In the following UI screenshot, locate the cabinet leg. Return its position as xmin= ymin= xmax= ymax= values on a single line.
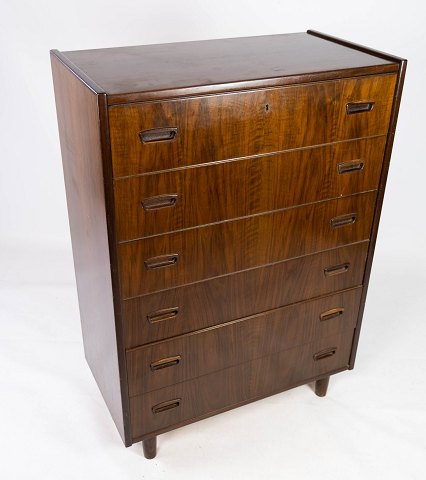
xmin=142 ymin=437 xmax=157 ymax=459
xmin=315 ymin=376 xmax=330 ymax=397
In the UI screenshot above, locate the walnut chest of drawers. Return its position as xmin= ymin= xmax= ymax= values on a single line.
xmin=51 ymin=30 xmax=406 ymax=459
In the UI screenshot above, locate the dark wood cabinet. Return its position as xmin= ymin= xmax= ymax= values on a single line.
xmin=51 ymin=30 xmax=406 ymax=459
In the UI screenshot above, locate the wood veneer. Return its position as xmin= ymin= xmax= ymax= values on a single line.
xmin=122 ymin=242 xmax=369 ymax=347
xmin=114 ymin=137 xmax=386 ymax=240
xmin=108 ymin=74 xmax=395 ymax=177
xmin=51 ymin=31 xmax=406 ymax=459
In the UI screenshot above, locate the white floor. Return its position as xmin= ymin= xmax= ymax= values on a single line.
xmin=1 ymin=239 xmax=425 ymax=480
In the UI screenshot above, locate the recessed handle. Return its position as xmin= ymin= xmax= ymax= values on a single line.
xmin=346 ymin=102 xmax=375 ymax=115
xmin=331 ymin=213 xmax=357 ymax=228
xmin=152 ymin=398 xmax=181 ymax=414
xmin=150 ymin=355 xmax=181 ymax=371
xmin=139 ymin=127 xmax=178 ymax=143
xmin=313 ymin=347 xmax=337 ymax=361
xmin=320 ymin=308 xmax=345 ymax=321
xmin=147 ymin=307 xmax=180 ymax=324
xmin=338 ymin=160 xmax=365 ymax=174
xmin=324 ymin=263 xmax=350 ymax=277
xmin=144 ymin=254 xmax=179 ymax=270
xmin=141 ymin=194 xmax=179 ymax=211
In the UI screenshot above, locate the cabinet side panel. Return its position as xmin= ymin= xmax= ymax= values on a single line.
xmin=51 ymin=54 xmax=125 ymax=441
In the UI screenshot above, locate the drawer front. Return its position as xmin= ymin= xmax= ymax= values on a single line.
xmin=115 ymin=137 xmax=386 ymax=240
xmin=130 ymin=331 xmax=354 ymax=438
xmin=118 ymin=192 xmax=376 ymax=298
xmin=123 ymin=242 xmax=368 ymax=347
xmin=127 ymin=288 xmax=361 ymax=396
xmin=109 ymin=74 xmax=395 ymax=177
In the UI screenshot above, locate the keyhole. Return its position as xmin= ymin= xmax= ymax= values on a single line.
xmin=265 ymin=103 xmax=270 ymax=112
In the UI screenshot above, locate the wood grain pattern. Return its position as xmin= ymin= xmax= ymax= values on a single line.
xmin=61 ymin=32 xmax=397 ymax=105
xmin=108 ymin=75 xmax=395 ymax=177
xmin=114 ymin=137 xmax=386 ymax=240
xmin=118 ymin=192 xmax=376 ymax=298
xmin=127 ymin=288 xmax=361 ymax=396
xmin=50 ymin=53 xmax=126 ymax=442
xmin=122 ymin=242 xmax=368 ymax=347
xmin=130 ymin=330 xmax=354 ymax=439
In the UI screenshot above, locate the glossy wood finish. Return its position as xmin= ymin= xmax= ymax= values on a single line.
xmin=118 ymin=192 xmax=376 ymax=297
xmin=50 ymin=53 xmax=126 ymax=442
xmin=123 ymin=242 xmax=368 ymax=347
xmin=61 ymin=33 xmax=397 ymax=105
xmin=51 ymin=32 xmax=405 ymax=454
xmin=314 ymin=376 xmax=330 ymax=397
xmin=130 ymin=330 xmax=354 ymax=439
xmin=109 ymin=74 xmax=395 ymax=177
xmin=115 ymin=137 xmax=386 ymax=240
xmin=350 ymin=64 xmax=408 ymax=368
xmin=127 ymin=288 xmax=361 ymax=396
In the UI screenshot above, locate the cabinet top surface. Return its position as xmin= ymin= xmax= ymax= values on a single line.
xmin=57 ymin=32 xmax=398 ymax=99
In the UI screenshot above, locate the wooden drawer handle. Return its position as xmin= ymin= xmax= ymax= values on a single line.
xmin=320 ymin=308 xmax=345 ymax=321
xmin=150 ymin=355 xmax=181 ymax=371
xmin=144 ymin=254 xmax=179 ymax=270
xmin=313 ymin=347 xmax=337 ymax=361
xmin=152 ymin=398 xmax=181 ymax=414
xmin=141 ymin=194 xmax=179 ymax=211
xmin=331 ymin=213 xmax=357 ymax=228
xmin=346 ymin=102 xmax=375 ymax=114
xmin=139 ymin=127 xmax=178 ymax=143
xmin=338 ymin=160 xmax=365 ymax=174
xmin=147 ymin=307 xmax=180 ymax=324
xmin=324 ymin=263 xmax=350 ymax=277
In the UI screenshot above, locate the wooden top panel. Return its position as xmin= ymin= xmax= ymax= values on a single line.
xmin=58 ymin=32 xmax=398 ymax=102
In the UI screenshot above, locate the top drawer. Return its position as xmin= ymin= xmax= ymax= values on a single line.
xmin=108 ymin=74 xmax=396 ymax=177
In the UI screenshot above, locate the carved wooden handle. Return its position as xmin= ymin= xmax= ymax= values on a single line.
xmin=346 ymin=102 xmax=374 ymax=114
xmin=150 ymin=355 xmax=181 ymax=371
xmin=152 ymin=399 xmax=181 ymax=414
xmin=147 ymin=307 xmax=180 ymax=324
xmin=139 ymin=127 xmax=178 ymax=143
xmin=338 ymin=160 xmax=365 ymax=174
xmin=324 ymin=263 xmax=350 ymax=277
xmin=313 ymin=347 xmax=337 ymax=361
xmin=330 ymin=213 xmax=357 ymax=228
xmin=319 ymin=308 xmax=345 ymax=321
xmin=142 ymin=194 xmax=179 ymax=211
xmin=144 ymin=254 xmax=179 ymax=270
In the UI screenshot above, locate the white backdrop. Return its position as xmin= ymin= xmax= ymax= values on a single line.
xmin=1 ymin=1 xmax=425 ymax=479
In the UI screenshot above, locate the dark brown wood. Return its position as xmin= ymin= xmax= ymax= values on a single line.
xmin=314 ymin=376 xmax=330 ymax=397
xmin=307 ymin=30 xmax=406 ymax=64
xmin=51 ymin=32 xmax=405 ymax=456
xmin=50 ymin=53 xmax=128 ymax=443
xmin=142 ymin=437 xmax=157 ymax=459
xmin=59 ymin=33 xmax=398 ymax=105
xmin=108 ymin=75 xmax=395 ymax=177
xmin=118 ymin=192 xmax=376 ymax=297
xmin=349 ymin=60 xmax=407 ymax=368
xmin=122 ymin=242 xmax=368 ymax=347
xmin=127 ymin=288 xmax=361 ymax=396
xmin=130 ymin=330 xmax=354 ymax=439
xmin=114 ymin=137 xmax=386 ymax=240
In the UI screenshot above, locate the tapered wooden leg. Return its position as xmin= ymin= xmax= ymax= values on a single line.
xmin=314 ymin=376 xmax=330 ymax=397
xmin=142 ymin=437 xmax=157 ymax=459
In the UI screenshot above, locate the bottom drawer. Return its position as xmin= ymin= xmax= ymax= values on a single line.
xmin=130 ymin=330 xmax=354 ymax=439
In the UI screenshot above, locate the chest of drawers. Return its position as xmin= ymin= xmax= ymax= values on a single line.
xmin=51 ymin=30 xmax=406 ymax=459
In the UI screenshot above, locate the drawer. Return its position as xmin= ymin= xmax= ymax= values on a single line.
xmin=123 ymin=242 xmax=368 ymax=347
xmin=118 ymin=191 xmax=376 ymax=298
xmin=129 ymin=330 xmax=354 ymax=439
xmin=109 ymin=74 xmax=396 ymax=177
xmin=127 ymin=287 xmax=361 ymax=396
xmin=115 ymin=137 xmax=386 ymax=240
